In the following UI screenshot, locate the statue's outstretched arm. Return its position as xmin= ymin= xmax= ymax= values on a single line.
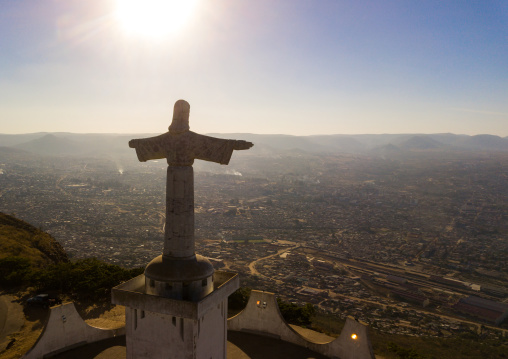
xmin=128 ymin=139 xmax=140 ymax=148
xmin=128 ymin=135 xmax=168 ymax=162
xmin=234 ymin=140 xmax=254 ymax=150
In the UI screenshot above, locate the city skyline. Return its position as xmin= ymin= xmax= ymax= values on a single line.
xmin=1 ymin=0 xmax=507 ymax=136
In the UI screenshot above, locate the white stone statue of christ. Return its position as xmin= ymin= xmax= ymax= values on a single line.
xmin=129 ymin=100 xmax=253 ymax=261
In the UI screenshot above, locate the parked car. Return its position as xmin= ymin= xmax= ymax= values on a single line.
xmin=26 ymin=294 xmax=62 ymax=308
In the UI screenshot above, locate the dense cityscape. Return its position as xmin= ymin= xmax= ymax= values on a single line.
xmin=1 ymin=140 xmax=507 ymax=341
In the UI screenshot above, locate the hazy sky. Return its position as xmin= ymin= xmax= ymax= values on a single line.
xmin=1 ymin=0 xmax=507 ymax=136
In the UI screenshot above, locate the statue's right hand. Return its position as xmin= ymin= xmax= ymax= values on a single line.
xmin=234 ymin=140 xmax=254 ymax=150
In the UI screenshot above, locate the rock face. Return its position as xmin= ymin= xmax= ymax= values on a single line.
xmin=0 ymin=212 xmax=68 ymax=266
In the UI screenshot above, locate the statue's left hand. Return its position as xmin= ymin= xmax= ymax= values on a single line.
xmin=234 ymin=140 xmax=254 ymax=150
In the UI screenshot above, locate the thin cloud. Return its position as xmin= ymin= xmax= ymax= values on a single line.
xmin=449 ymin=108 xmax=508 ymax=117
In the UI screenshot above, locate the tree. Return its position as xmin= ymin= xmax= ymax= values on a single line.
xmin=29 ymin=258 xmax=144 ymax=302
xmin=277 ymin=299 xmax=316 ymax=327
xmin=0 ymin=256 xmax=31 ymax=287
xmin=387 ymin=342 xmax=423 ymax=359
xmin=228 ymin=287 xmax=251 ymax=310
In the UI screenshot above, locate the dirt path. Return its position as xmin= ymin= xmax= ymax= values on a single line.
xmin=0 ymin=294 xmax=24 ymax=352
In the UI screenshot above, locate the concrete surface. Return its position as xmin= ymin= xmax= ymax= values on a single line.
xmin=52 ymin=336 xmax=126 ymax=359
xmin=112 ymin=272 xmax=239 ymax=320
xmin=290 ymin=324 xmax=335 ymax=343
xmin=52 ymin=331 xmax=328 ymax=359
xmin=228 ymin=331 xmax=328 ymax=359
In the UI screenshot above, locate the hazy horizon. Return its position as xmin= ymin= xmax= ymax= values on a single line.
xmin=1 ymin=129 xmax=508 ymax=137
xmin=1 ymin=131 xmax=507 ymax=138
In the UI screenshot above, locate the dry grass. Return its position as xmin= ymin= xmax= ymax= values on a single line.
xmin=0 ymin=295 xmax=125 ymax=359
xmin=1 ymin=306 xmax=46 ymax=359
xmin=85 ymin=305 xmax=125 ymax=329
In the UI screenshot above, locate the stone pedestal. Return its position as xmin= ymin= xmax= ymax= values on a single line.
xmin=144 ymin=254 xmax=214 ymax=301
xmin=112 ymin=271 xmax=239 ymax=359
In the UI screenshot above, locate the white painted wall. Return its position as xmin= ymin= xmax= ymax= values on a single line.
xmin=125 ymin=308 xmax=193 ymax=359
xmin=125 ymin=298 xmax=228 ymax=359
xmin=195 ymin=299 xmax=228 ymax=359
xmin=113 ymin=271 xmax=239 ymax=359
xmin=228 ymin=290 xmax=375 ymax=359
xmin=23 ymin=303 xmax=125 ymax=359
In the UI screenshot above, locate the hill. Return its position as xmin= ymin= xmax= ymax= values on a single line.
xmin=3 ymin=132 xmax=508 ymax=159
xmin=0 ymin=213 xmax=143 ymax=300
xmin=398 ymin=135 xmax=444 ymax=150
xmin=461 ymin=134 xmax=508 ymax=151
xmin=0 ymin=213 xmax=68 ymax=267
xmin=13 ymin=134 xmax=86 ymax=156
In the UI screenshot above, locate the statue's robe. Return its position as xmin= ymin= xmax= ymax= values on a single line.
xmin=129 ymin=131 xmax=237 ymax=166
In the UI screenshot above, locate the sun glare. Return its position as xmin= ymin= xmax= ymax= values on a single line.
xmin=115 ymin=0 xmax=199 ymax=39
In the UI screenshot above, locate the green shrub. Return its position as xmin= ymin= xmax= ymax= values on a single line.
xmin=229 ymin=287 xmax=251 ymax=310
xmin=0 ymin=256 xmax=31 ymax=287
xmin=29 ymin=258 xmax=143 ymax=301
xmin=277 ymin=298 xmax=316 ymax=327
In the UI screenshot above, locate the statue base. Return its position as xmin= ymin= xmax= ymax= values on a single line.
xmin=112 ymin=271 xmax=239 ymax=359
xmin=144 ymin=254 xmax=214 ymax=301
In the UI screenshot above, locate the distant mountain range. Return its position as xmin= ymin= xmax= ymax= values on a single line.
xmin=1 ymin=132 xmax=508 ymax=158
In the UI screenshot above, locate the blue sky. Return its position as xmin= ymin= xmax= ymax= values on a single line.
xmin=0 ymin=0 xmax=507 ymax=136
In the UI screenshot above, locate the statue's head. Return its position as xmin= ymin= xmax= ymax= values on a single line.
xmin=169 ymin=99 xmax=190 ymax=134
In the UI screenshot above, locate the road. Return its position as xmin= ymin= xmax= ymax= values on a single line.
xmin=248 ymin=245 xmax=300 ymax=283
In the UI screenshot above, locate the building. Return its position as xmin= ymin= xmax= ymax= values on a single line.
xmin=453 ymin=296 xmax=508 ymax=325
xmin=391 ymin=289 xmax=430 ymax=307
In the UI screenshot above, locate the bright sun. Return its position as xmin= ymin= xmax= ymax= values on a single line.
xmin=114 ymin=0 xmax=199 ymax=39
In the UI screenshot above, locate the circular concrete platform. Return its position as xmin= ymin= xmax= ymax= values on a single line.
xmin=52 ymin=331 xmax=328 ymax=359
